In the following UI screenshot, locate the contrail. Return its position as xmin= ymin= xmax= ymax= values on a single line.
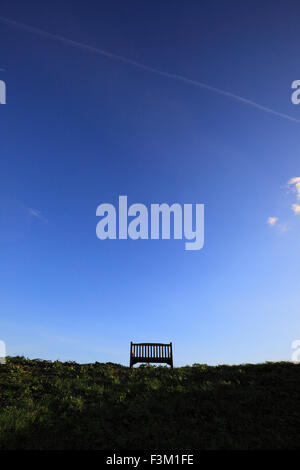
xmin=1 ymin=15 xmax=299 ymax=124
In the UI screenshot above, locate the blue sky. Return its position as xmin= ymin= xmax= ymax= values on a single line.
xmin=1 ymin=0 xmax=300 ymax=365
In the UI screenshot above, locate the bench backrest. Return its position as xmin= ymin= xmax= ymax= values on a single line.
xmin=130 ymin=342 xmax=173 ymax=368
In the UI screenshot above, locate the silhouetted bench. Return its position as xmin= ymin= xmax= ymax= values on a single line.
xmin=130 ymin=342 xmax=173 ymax=368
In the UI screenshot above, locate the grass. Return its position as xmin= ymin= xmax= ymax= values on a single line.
xmin=0 ymin=356 xmax=300 ymax=449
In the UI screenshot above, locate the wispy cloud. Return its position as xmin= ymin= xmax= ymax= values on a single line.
xmin=268 ymin=177 xmax=300 ymax=231
xmin=292 ymin=203 xmax=300 ymax=214
xmin=27 ymin=208 xmax=48 ymax=223
xmin=287 ymin=177 xmax=300 ymax=200
xmin=287 ymin=177 xmax=300 ymax=216
xmin=267 ymin=217 xmax=289 ymax=232
xmin=278 ymin=223 xmax=289 ymax=232
xmin=267 ymin=217 xmax=278 ymax=227
xmin=0 ymin=15 xmax=300 ymax=124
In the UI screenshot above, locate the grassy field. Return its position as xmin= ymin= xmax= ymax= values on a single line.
xmin=0 ymin=356 xmax=300 ymax=449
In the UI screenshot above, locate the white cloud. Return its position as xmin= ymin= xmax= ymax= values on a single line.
xmin=267 ymin=216 xmax=278 ymax=226
xmin=287 ymin=177 xmax=300 ymax=200
xmin=292 ymin=204 xmax=300 ymax=214
xmin=267 ymin=176 xmax=300 ymax=232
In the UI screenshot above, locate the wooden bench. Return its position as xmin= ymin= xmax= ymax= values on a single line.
xmin=130 ymin=342 xmax=173 ymax=368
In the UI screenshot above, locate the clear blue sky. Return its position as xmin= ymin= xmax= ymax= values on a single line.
xmin=1 ymin=0 xmax=300 ymax=365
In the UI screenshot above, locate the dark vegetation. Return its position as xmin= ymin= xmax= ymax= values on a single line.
xmin=0 ymin=356 xmax=300 ymax=449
